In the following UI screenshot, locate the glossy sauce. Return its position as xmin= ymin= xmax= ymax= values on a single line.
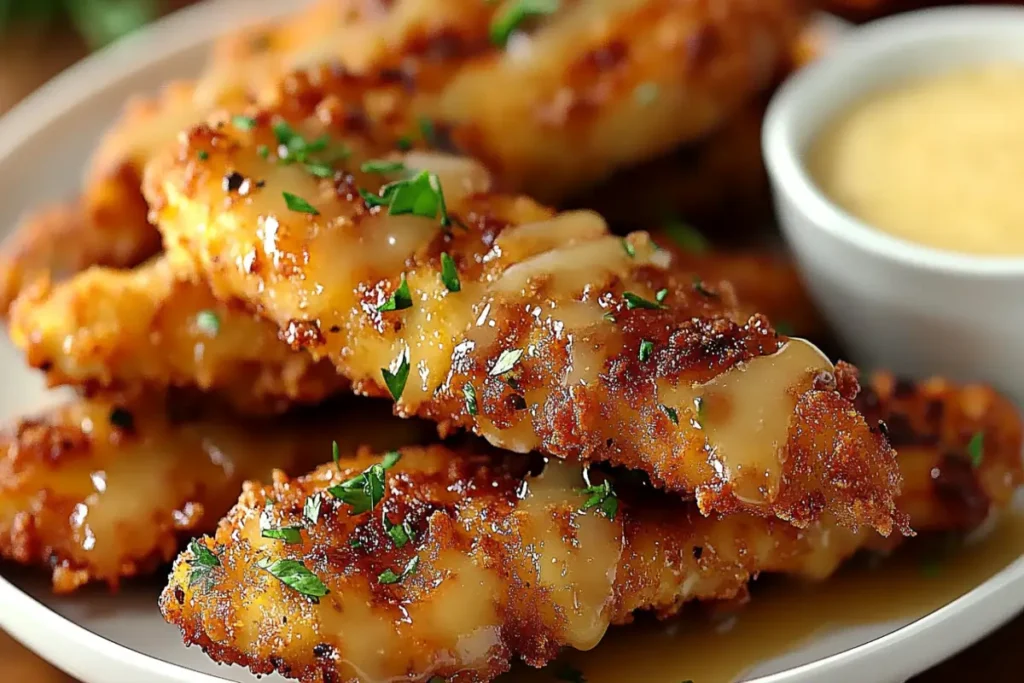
xmin=809 ymin=64 xmax=1024 ymax=255
xmin=505 ymin=510 xmax=1024 ymax=683
xmin=660 ymin=339 xmax=834 ymax=506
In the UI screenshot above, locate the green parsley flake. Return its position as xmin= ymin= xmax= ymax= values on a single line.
xmin=303 ymin=493 xmax=322 ymax=525
xmin=283 ymin=192 xmax=319 ymax=215
xmin=361 ymin=159 xmax=406 ymax=174
xmin=463 ymin=383 xmax=478 ymax=416
xmin=197 ymin=150 xmax=209 ymax=161
xmin=396 ymin=135 xmax=413 ymax=151
xmin=634 ymin=82 xmax=660 ymax=106
xmin=639 ymin=339 xmax=654 ymax=362
xmin=231 ymin=115 xmax=256 ymax=131
xmin=304 ymin=162 xmax=335 ymax=178
xmin=377 ymin=275 xmax=413 ymax=312
xmin=968 ymin=432 xmax=985 ymax=468
xmin=775 ymin=320 xmax=795 ymax=337
xmin=623 ymin=292 xmax=666 ymax=310
xmin=621 ymin=238 xmax=636 ymax=258
xmin=692 ymin=277 xmax=716 ymax=297
xmin=440 ymin=252 xmax=461 ymax=292
xmin=490 ymin=348 xmax=523 ymax=376
xmin=332 ymin=440 xmax=341 ymax=469
xmin=579 ymin=478 xmax=618 ymax=521
xmin=364 ymin=170 xmax=452 ymax=227
xmin=664 ymin=220 xmax=709 ymax=253
xmin=257 ymin=557 xmax=329 ymax=598
xmin=195 ymin=309 xmax=220 ymax=336
xmin=327 ymin=452 xmax=401 ymax=515
xmin=603 ymin=311 xmax=616 ymax=323
xmin=261 ymin=525 xmax=302 ymax=544
xmin=378 ymin=555 xmax=420 ymax=585
xmin=660 ymin=404 xmax=679 ymax=425
xmin=490 ymin=0 xmax=560 ymax=46
xmin=187 ymin=538 xmax=220 ymax=590
xmin=257 ymin=144 xmax=270 ymax=159
xmin=381 ymin=351 xmax=411 ymax=401
xmin=418 ymin=117 xmax=438 ymax=147
xmin=384 ymin=516 xmax=415 ymax=548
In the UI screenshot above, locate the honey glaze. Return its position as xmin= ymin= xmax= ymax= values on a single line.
xmin=502 ymin=511 xmax=1024 ymax=683
xmin=660 ymin=339 xmax=834 ymax=506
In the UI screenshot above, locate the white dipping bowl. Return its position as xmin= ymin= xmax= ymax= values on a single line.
xmin=763 ymin=7 xmax=1024 ymax=400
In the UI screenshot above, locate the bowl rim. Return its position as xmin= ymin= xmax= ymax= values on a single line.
xmin=763 ymin=6 xmax=1024 ymax=278
xmin=0 ymin=3 xmax=1023 ymax=683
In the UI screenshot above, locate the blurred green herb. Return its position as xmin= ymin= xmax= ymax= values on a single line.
xmin=0 ymin=0 xmax=160 ymax=49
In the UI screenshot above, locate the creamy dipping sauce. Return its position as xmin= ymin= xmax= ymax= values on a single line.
xmin=808 ymin=64 xmax=1024 ymax=256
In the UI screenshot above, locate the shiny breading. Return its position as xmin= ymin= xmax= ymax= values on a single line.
xmin=8 ymin=258 xmax=348 ymax=415
xmin=0 ymin=200 xmax=159 ymax=315
xmin=34 ymin=0 xmax=801 ymax=317
xmin=159 ymin=378 xmax=1022 ymax=682
xmin=148 ymin=107 xmax=904 ymax=534
xmin=0 ymin=395 xmax=432 ymax=592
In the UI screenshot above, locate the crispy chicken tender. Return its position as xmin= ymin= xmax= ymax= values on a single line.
xmin=8 ymin=258 xmax=348 ymax=414
xmin=0 ymin=395 xmax=432 ymax=592
xmin=33 ymin=0 xmax=801 ymax=315
xmin=148 ymin=108 xmax=904 ymax=534
xmin=0 ymin=200 xmax=160 ymax=314
xmin=159 ymin=378 xmax=1022 ymax=682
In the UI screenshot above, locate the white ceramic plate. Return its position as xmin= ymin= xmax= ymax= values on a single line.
xmin=0 ymin=3 xmax=1022 ymax=683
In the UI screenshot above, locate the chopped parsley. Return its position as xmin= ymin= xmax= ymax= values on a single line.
xmin=490 ymin=348 xmax=523 ymax=376
xmin=187 ymin=538 xmax=220 ymax=590
xmin=775 ymin=320 xmax=795 ymax=337
xmin=195 ymin=309 xmax=220 ymax=336
xmin=304 ymin=162 xmax=335 ymax=178
xmin=381 ymin=351 xmax=411 ymax=401
xmin=660 ymin=404 xmax=679 ymax=425
xmin=197 ymin=150 xmax=209 ymax=161
xmin=621 ymin=238 xmax=635 ymax=258
xmin=639 ymin=339 xmax=654 ymax=362
xmin=261 ymin=525 xmax=302 ymax=544
xmin=378 ymin=555 xmax=420 ymax=584
xmin=332 ymin=440 xmax=341 ymax=469
xmin=664 ymin=220 xmax=709 ymax=253
xmin=384 ymin=516 xmax=415 ymax=548
xmin=326 ymin=451 xmax=401 ymax=515
xmin=968 ymin=432 xmax=985 ymax=468
xmin=623 ymin=292 xmax=666 ymax=310
xmin=603 ymin=311 xmax=616 ymax=323
xmin=257 ymin=557 xmax=329 ymax=598
xmin=361 ymin=159 xmax=406 ymax=174
xmin=463 ymin=383 xmax=478 ymax=416
xmin=283 ymin=192 xmax=319 ymax=215
xmin=490 ymin=0 xmax=560 ymax=46
xmin=656 ymin=288 xmax=668 ymax=304
xmin=396 ymin=135 xmax=413 ymax=151
xmin=377 ymin=275 xmax=413 ymax=312
xmin=303 ymin=493 xmax=322 ymax=525
xmin=257 ymin=144 xmax=270 ymax=159
xmin=231 ymin=114 xmax=256 ymax=131
xmin=579 ymin=478 xmax=618 ymax=521
xmin=363 ymin=170 xmax=452 ymax=227
xmin=349 ymin=537 xmax=364 ymax=549
xmin=440 ymin=252 xmax=461 ymax=292
xmin=634 ymin=82 xmax=660 ymax=106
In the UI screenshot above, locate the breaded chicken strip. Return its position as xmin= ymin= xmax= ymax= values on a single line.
xmin=0 ymin=200 xmax=160 ymax=314
xmin=0 ymin=395 xmax=432 ymax=592
xmin=148 ymin=109 xmax=903 ymax=534
xmin=159 ymin=377 xmax=1021 ymax=682
xmin=8 ymin=258 xmax=347 ymax=414
xmin=26 ymin=0 xmax=800 ymax=315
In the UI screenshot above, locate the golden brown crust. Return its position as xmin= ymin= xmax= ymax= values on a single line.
xmin=159 ymin=379 xmax=1022 ymax=682
xmin=856 ymin=372 xmax=1024 ymax=533
xmin=0 ymin=200 xmax=159 ymax=315
xmin=148 ymin=108 xmax=903 ymax=535
xmin=0 ymin=395 xmax=433 ymax=592
xmin=8 ymin=258 xmax=348 ymax=415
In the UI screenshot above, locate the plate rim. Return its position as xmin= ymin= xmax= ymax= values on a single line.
xmin=0 ymin=2 xmax=1021 ymax=682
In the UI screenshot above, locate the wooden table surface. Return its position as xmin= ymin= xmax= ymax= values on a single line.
xmin=0 ymin=22 xmax=1021 ymax=683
